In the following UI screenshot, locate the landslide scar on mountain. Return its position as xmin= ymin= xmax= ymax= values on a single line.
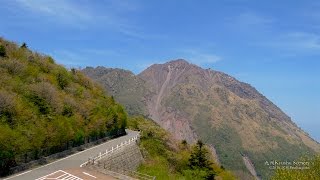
xmin=83 ymin=59 xmax=320 ymax=179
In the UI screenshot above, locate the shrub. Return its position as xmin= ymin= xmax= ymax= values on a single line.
xmin=0 ymin=91 xmax=16 ymax=127
xmin=0 ymin=45 xmax=6 ymax=57
xmin=29 ymin=82 xmax=61 ymax=113
xmin=28 ymin=94 xmax=51 ymax=114
xmin=181 ymin=140 xmax=188 ymax=146
xmin=47 ymin=56 xmax=55 ymax=63
xmin=62 ymin=104 xmax=73 ymax=117
xmin=1 ymin=59 xmax=25 ymax=75
xmin=57 ymin=72 xmax=69 ymax=89
xmin=20 ymin=42 xmax=27 ymax=49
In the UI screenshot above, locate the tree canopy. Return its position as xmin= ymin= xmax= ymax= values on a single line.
xmin=0 ymin=38 xmax=127 ymax=176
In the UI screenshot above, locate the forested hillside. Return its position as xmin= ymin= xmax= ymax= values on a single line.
xmin=128 ymin=116 xmax=235 ymax=179
xmin=0 ymin=38 xmax=127 ymax=175
xmin=82 ymin=67 xmax=149 ymax=116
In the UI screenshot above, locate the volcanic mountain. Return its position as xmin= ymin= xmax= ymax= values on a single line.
xmin=83 ymin=59 xmax=320 ymax=179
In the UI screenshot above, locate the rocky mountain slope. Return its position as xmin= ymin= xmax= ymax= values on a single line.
xmin=83 ymin=59 xmax=320 ymax=179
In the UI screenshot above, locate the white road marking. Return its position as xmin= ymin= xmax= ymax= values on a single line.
xmin=3 ymin=170 xmax=32 ymax=180
xmin=4 ymin=131 xmax=138 ymax=179
xmin=35 ymin=170 xmax=64 ymax=180
xmin=59 ymin=170 xmax=82 ymax=180
xmin=55 ymin=173 xmax=69 ymax=179
xmin=35 ymin=170 xmax=83 ymax=180
xmin=82 ymin=172 xmax=97 ymax=178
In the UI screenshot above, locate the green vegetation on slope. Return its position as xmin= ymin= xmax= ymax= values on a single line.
xmin=164 ymin=83 xmax=316 ymax=179
xmin=127 ymin=116 xmax=235 ymax=180
xmin=82 ymin=67 xmax=149 ymax=116
xmin=0 ymin=38 xmax=127 ymax=175
xmin=272 ymin=155 xmax=320 ymax=180
xmin=193 ymin=110 xmax=314 ymax=178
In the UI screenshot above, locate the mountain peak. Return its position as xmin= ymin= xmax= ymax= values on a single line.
xmin=166 ymin=59 xmax=190 ymax=65
xmin=84 ymin=58 xmax=320 ymax=179
xmin=165 ymin=59 xmax=195 ymax=69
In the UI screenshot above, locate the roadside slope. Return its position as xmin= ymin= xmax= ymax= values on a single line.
xmin=0 ymin=38 xmax=127 ymax=176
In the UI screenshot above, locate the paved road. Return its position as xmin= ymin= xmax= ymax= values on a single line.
xmin=4 ymin=130 xmax=139 ymax=180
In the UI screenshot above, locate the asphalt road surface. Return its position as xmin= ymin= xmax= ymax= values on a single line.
xmin=4 ymin=129 xmax=139 ymax=180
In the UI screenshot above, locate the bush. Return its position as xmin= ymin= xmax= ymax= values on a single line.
xmin=0 ymin=45 xmax=6 ymax=57
xmin=28 ymin=94 xmax=51 ymax=114
xmin=62 ymin=104 xmax=73 ymax=117
xmin=20 ymin=42 xmax=27 ymax=49
xmin=47 ymin=56 xmax=55 ymax=63
xmin=0 ymin=91 xmax=16 ymax=127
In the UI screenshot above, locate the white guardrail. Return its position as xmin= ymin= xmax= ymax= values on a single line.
xmin=80 ymin=134 xmax=140 ymax=167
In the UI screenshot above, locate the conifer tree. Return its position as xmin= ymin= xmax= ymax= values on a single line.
xmin=188 ymin=140 xmax=215 ymax=179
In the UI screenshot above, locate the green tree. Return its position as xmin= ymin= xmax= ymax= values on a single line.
xmin=188 ymin=140 xmax=215 ymax=179
xmin=20 ymin=42 xmax=28 ymax=49
xmin=71 ymin=68 xmax=76 ymax=74
xmin=28 ymin=94 xmax=51 ymax=114
xmin=0 ymin=45 xmax=6 ymax=57
xmin=189 ymin=140 xmax=212 ymax=169
xmin=57 ymin=73 xmax=69 ymax=89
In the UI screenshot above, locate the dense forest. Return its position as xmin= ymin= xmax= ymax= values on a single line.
xmin=0 ymin=38 xmax=127 ymax=175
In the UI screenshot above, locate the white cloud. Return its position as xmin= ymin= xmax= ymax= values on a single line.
xmin=15 ymin=0 xmax=92 ymax=24
xmin=51 ymin=48 xmax=126 ymax=67
xmin=12 ymin=0 xmax=147 ymax=38
xmin=83 ymin=49 xmax=121 ymax=57
xmin=52 ymin=50 xmax=88 ymax=67
xmin=262 ymin=32 xmax=320 ymax=54
xmin=281 ymin=32 xmax=320 ymax=50
xmin=225 ymin=11 xmax=276 ymax=34
xmin=227 ymin=12 xmax=274 ymax=30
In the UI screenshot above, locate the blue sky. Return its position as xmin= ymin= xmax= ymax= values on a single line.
xmin=0 ymin=0 xmax=319 ymax=142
